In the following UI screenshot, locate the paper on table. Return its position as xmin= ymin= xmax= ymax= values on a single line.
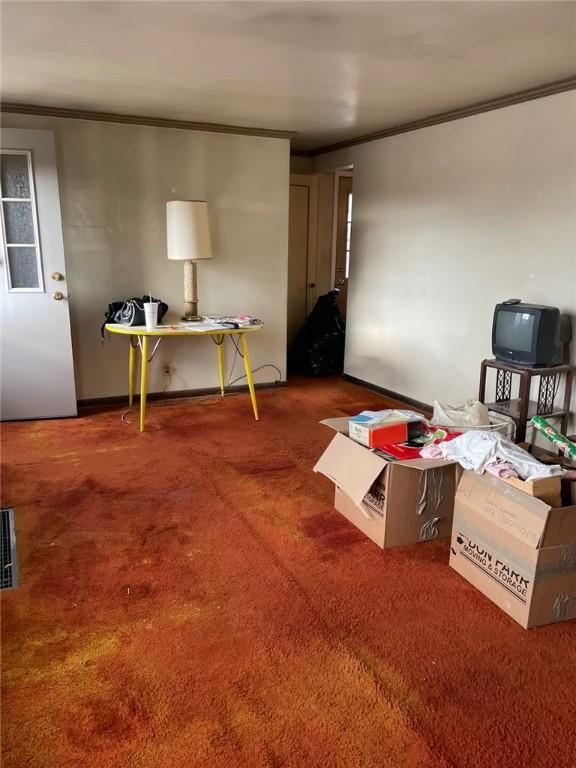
xmin=117 ymin=320 xmax=223 ymax=332
xmin=166 ymin=320 xmax=223 ymax=332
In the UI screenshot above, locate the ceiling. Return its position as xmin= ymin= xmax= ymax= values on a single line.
xmin=2 ymin=1 xmax=575 ymax=151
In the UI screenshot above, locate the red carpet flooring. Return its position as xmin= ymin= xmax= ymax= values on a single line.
xmin=1 ymin=377 xmax=575 ymax=768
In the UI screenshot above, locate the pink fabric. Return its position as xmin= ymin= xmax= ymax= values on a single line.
xmin=419 ymin=444 xmax=444 ymax=459
xmin=485 ymin=460 xmax=518 ymax=479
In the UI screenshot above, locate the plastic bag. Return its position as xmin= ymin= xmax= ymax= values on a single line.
xmin=431 ymin=399 xmax=490 ymax=428
xmin=487 ymin=412 xmax=516 ymax=440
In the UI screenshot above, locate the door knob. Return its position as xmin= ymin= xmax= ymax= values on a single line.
xmin=52 ymin=291 xmax=65 ymax=301
xmin=51 ymin=271 xmax=64 ymax=281
xmin=337 ymin=279 xmax=345 ymax=286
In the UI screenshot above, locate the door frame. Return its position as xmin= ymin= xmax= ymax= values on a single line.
xmin=330 ymin=170 xmax=353 ymax=289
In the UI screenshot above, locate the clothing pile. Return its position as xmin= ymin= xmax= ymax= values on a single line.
xmin=420 ymin=430 xmax=576 ymax=481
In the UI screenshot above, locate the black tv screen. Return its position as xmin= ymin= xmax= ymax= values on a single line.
xmin=495 ymin=311 xmax=535 ymax=353
xmin=492 ymin=302 xmax=567 ymax=367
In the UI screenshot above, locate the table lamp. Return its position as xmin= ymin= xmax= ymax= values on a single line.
xmin=166 ymin=200 xmax=213 ymax=321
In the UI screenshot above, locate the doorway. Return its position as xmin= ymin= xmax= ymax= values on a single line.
xmin=0 ymin=128 xmax=76 ymax=419
xmin=332 ymin=172 xmax=353 ymax=318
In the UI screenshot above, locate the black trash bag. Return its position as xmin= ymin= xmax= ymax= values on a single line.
xmin=289 ymin=290 xmax=345 ymax=377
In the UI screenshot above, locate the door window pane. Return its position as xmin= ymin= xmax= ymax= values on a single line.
xmin=3 ymin=201 xmax=35 ymax=243
xmin=0 ymin=155 xmax=31 ymax=198
xmin=7 ymin=247 xmax=39 ymax=288
xmin=1 ymin=150 xmax=43 ymax=292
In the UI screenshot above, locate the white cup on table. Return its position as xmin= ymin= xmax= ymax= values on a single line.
xmin=144 ymin=302 xmax=159 ymax=330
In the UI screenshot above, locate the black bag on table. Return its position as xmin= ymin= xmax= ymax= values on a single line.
xmin=288 ymin=290 xmax=346 ymax=377
xmin=101 ymin=296 xmax=168 ymax=339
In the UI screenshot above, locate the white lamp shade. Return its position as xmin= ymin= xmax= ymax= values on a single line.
xmin=166 ymin=200 xmax=213 ymax=261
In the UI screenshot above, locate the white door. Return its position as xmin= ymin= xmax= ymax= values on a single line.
xmin=0 ymin=128 xmax=76 ymax=419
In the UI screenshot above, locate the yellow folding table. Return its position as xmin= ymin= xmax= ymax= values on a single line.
xmin=105 ymin=321 xmax=262 ymax=432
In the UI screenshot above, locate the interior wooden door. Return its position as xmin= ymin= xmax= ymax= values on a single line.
xmin=287 ymin=174 xmax=318 ymax=346
xmin=333 ymin=174 xmax=353 ymax=318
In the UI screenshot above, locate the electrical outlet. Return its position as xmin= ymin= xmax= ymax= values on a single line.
xmin=162 ymin=364 xmax=171 ymax=376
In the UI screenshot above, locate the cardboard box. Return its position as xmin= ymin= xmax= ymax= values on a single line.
xmin=499 ymin=474 xmax=562 ymax=508
xmin=314 ymin=418 xmax=458 ymax=549
xmin=450 ymin=471 xmax=576 ymax=628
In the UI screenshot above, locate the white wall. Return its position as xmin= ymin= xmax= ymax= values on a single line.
xmin=325 ymin=92 xmax=576 ymax=408
xmin=1 ymin=114 xmax=290 ymax=399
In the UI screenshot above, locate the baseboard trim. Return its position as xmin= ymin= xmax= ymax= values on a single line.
xmin=78 ymin=379 xmax=287 ymax=408
xmin=342 ymin=374 xmax=433 ymax=416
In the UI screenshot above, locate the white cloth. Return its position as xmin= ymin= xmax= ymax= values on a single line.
xmin=426 ymin=430 xmax=564 ymax=481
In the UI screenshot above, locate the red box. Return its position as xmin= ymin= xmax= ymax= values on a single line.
xmin=348 ymin=420 xmax=409 ymax=448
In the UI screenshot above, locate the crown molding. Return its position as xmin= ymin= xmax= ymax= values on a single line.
xmin=297 ymin=76 xmax=576 ymax=157
xmin=3 ymin=75 xmax=574 ymax=154
xmin=0 ymin=102 xmax=297 ymax=141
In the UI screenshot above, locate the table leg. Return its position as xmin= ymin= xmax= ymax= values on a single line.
xmin=240 ymin=333 xmax=259 ymax=421
xmin=478 ymin=360 xmax=487 ymax=403
xmin=516 ymin=370 xmax=530 ymax=444
xmin=216 ymin=335 xmax=225 ymax=397
xmin=128 ymin=337 xmax=137 ymax=407
xmin=560 ymin=369 xmax=574 ymax=437
xmin=139 ymin=335 xmax=149 ymax=432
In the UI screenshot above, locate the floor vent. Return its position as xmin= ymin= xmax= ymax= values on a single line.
xmin=1 ymin=507 xmax=19 ymax=590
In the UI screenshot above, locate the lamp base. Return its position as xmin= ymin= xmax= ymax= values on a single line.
xmin=182 ymin=292 xmax=201 ymax=321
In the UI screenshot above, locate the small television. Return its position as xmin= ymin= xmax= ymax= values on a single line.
xmin=492 ymin=301 xmax=571 ymax=367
